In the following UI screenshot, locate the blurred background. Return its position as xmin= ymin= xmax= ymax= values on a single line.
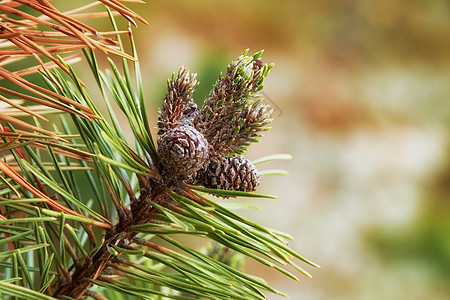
xmin=97 ymin=0 xmax=450 ymax=299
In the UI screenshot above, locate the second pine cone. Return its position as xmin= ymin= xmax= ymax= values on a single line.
xmin=198 ymin=155 xmax=261 ymax=194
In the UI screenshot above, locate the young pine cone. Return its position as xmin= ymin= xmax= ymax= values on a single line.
xmin=157 ymin=67 xmax=199 ymax=135
xmin=198 ymin=155 xmax=261 ymax=193
xmin=157 ymin=125 xmax=209 ymax=178
xmin=193 ymin=51 xmax=274 ymax=157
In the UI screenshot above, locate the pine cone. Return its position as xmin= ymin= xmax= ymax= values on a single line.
xmin=193 ymin=50 xmax=274 ymax=156
xmin=158 ymin=67 xmax=199 ymax=136
xmin=158 ymin=125 xmax=209 ymax=178
xmin=198 ymin=155 xmax=261 ymax=194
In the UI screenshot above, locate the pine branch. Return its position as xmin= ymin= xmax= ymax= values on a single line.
xmin=0 ymin=0 xmax=148 ymax=137
xmin=0 ymin=4 xmax=317 ymax=300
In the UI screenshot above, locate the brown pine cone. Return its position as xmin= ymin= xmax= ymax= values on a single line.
xmin=157 ymin=125 xmax=209 ymax=178
xmin=198 ymin=155 xmax=261 ymax=193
